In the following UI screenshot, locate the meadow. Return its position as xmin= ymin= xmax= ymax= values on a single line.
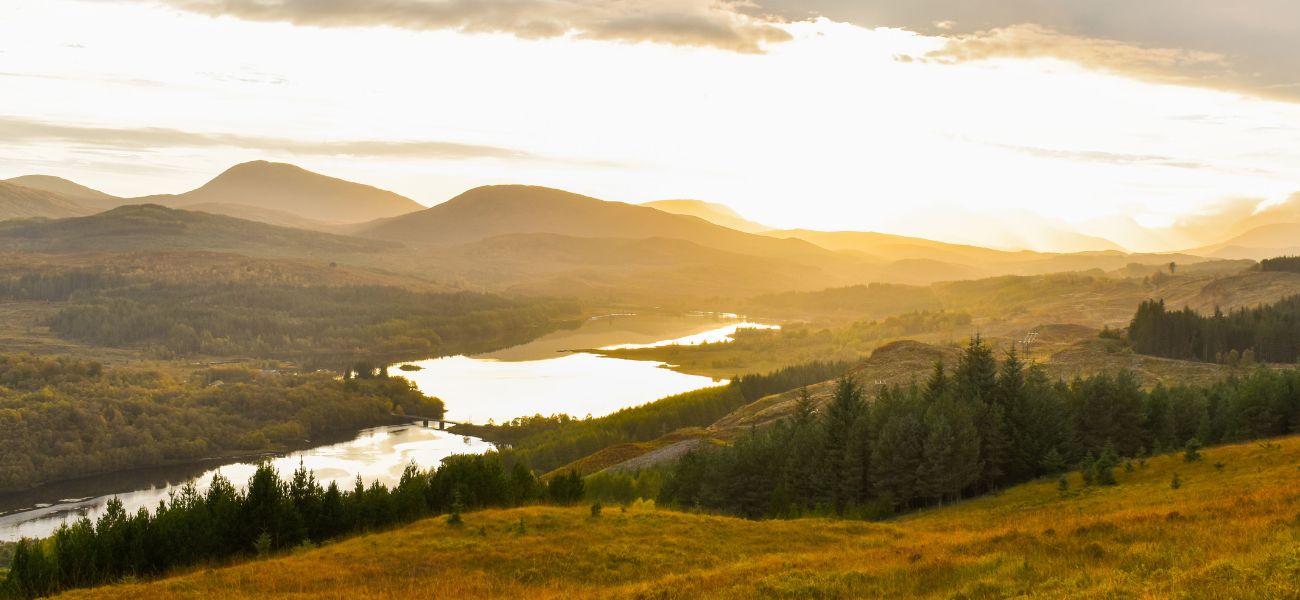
xmin=54 ymin=433 xmax=1300 ymax=599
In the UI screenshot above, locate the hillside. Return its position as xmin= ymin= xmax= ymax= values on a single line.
xmin=0 ymin=182 xmax=95 ymax=221
xmin=59 ymin=435 xmax=1300 ymax=599
xmin=0 ymin=204 xmax=398 ymax=257
xmin=3 ymin=176 xmax=118 ymax=206
xmin=769 ymin=228 xmax=1213 ymax=278
xmin=641 ymin=199 xmax=771 ymax=233
xmin=355 ymin=185 xmax=848 ymax=264
xmin=139 ymin=161 xmax=425 ymax=224
xmin=413 ymin=232 xmax=862 ymax=300
xmin=1194 ymin=222 xmax=1300 ymax=260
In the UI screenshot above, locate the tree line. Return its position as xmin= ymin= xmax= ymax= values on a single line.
xmin=462 ymin=360 xmax=852 ymax=474
xmin=658 ymin=336 xmax=1300 ymax=519
xmin=1 ymin=456 xmax=585 ymax=599
xmin=1260 ymin=256 xmax=1300 ymax=273
xmin=1128 ymin=296 xmax=1300 ymax=364
xmin=0 ymin=354 xmax=442 ymax=492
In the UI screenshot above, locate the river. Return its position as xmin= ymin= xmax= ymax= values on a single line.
xmin=0 ymin=312 xmax=775 ymax=541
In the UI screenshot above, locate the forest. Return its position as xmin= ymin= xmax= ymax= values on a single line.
xmin=44 ymin=281 xmax=579 ymax=365
xmin=1259 ymin=256 xmax=1300 ymax=273
xmin=1128 ymin=296 xmax=1300 ymax=364
xmin=0 ymin=456 xmax=586 ymax=599
xmin=461 ymin=359 xmax=852 ymax=473
xmin=0 ymin=354 xmax=442 ymax=492
xmin=658 ymin=337 xmax=1300 ymax=518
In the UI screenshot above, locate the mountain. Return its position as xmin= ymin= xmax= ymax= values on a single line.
xmin=641 ymin=199 xmax=771 ymax=233
xmin=180 ymin=202 xmax=335 ymax=231
xmin=414 ymin=232 xmax=863 ymax=300
xmin=355 ymin=185 xmax=850 ymax=264
xmin=4 ymin=175 xmax=119 ymax=206
xmin=764 ymin=229 xmax=1030 ymax=263
xmin=139 ymin=161 xmax=426 ymax=224
xmin=1192 ymin=222 xmax=1300 ymax=260
xmin=0 ymin=204 xmax=398 ymax=256
xmin=0 ymin=180 xmax=97 ymax=221
xmin=890 ymin=207 xmax=1126 ymax=253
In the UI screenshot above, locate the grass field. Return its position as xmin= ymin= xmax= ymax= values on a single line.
xmin=59 ymin=434 xmax=1300 ymax=599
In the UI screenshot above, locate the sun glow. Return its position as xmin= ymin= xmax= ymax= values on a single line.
xmin=2 ymin=1 xmax=1299 ymax=251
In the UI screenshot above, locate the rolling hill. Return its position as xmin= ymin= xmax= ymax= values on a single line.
xmin=641 ymin=199 xmax=771 ymax=233
xmin=1192 ymin=222 xmax=1300 ymax=260
xmin=355 ymin=185 xmax=856 ymax=264
xmin=58 ymin=434 xmax=1300 ymax=599
xmin=0 ymin=181 xmax=96 ymax=221
xmin=3 ymin=175 xmax=118 ymax=207
xmin=0 ymin=204 xmax=398 ymax=257
xmin=137 ymin=161 xmax=426 ymax=224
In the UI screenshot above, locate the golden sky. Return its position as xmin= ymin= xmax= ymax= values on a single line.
xmin=2 ymin=0 xmax=1298 ymax=251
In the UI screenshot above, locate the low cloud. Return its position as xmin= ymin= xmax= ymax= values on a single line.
xmin=156 ymin=0 xmax=792 ymax=53
xmin=0 ymin=115 xmax=534 ymax=160
xmin=920 ymin=24 xmax=1231 ymax=88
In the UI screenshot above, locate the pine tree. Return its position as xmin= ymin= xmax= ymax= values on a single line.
xmin=1040 ymin=447 xmax=1067 ymax=474
xmin=919 ymin=398 xmax=981 ymax=505
xmin=1183 ymin=438 xmax=1203 ymax=462
xmin=793 ymin=386 xmax=816 ymax=425
xmin=1095 ymin=442 xmax=1119 ymax=486
xmin=955 ymin=335 xmax=998 ymax=403
xmin=823 ymin=376 xmax=864 ymax=512
xmin=871 ymin=412 xmax=926 ymax=508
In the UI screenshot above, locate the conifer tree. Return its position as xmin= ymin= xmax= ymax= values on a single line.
xmin=823 ymin=376 xmax=864 ymax=512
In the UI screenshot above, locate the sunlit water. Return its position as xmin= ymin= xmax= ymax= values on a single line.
xmin=0 ymin=426 xmax=491 ymax=542
xmin=0 ymin=312 xmax=773 ymax=540
xmin=392 ymin=313 xmax=767 ymax=424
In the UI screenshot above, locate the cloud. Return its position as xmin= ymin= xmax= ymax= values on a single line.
xmin=0 ymin=115 xmax=535 ymax=160
xmin=757 ymin=0 xmax=1300 ymax=102
xmin=983 ymin=139 xmax=1210 ymax=170
xmin=151 ymin=0 xmax=792 ymax=53
xmin=920 ymin=24 xmax=1231 ymax=88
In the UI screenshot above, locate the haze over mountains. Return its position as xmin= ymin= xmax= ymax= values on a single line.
xmin=641 ymin=200 xmax=772 ymax=234
xmin=136 ymin=161 xmax=425 ymax=225
xmin=2 ymin=160 xmax=1299 ymax=298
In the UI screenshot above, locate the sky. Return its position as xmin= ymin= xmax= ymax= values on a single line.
xmin=2 ymin=0 xmax=1299 ymax=251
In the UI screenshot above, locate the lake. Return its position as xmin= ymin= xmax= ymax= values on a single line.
xmin=0 ymin=312 xmax=775 ymax=541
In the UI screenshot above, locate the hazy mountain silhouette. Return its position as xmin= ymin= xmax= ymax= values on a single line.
xmin=136 ymin=161 xmax=425 ymax=224
xmin=355 ymin=185 xmax=849 ymax=264
xmin=0 ymin=204 xmax=397 ymax=256
xmin=4 ymin=175 xmax=119 ymax=207
xmin=0 ymin=181 xmax=97 ymax=221
xmin=642 ymin=199 xmax=771 ymax=234
xmin=1192 ymin=223 xmax=1300 ymax=260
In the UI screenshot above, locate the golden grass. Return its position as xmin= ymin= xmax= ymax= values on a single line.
xmin=60 ymin=435 xmax=1300 ymax=599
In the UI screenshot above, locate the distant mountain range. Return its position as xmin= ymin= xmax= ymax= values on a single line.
xmin=134 ymin=161 xmax=425 ymax=224
xmin=641 ymin=199 xmax=772 ymax=234
xmin=0 ymin=203 xmax=396 ymax=257
xmin=3 ymin=160 xmax=1297 ymax=299
xmin=0 ymin=180 xmax=97 ymax=220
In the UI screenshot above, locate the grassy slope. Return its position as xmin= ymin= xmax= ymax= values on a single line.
xmin=61 ymin=435 xmax=1300 ymax=599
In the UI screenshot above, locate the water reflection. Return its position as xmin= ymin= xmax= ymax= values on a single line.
xmin=1 ymin=312 xmax=773 ymax=541
xmin=0 ymin=425 xmax=490 ymax=541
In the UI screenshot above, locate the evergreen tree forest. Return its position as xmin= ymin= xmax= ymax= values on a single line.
xmin=0 ymin=457 xmax=582 ymax=599
xmin=1128 ymin=296 xmax=1300 ymax=364
xmin=658 ymin=337 xmax=1300 ymax=519
xmin=1260 ymin=256 xmax=1300 ymax=273
xmin=43 ymin=281 xmax=579 ymax=365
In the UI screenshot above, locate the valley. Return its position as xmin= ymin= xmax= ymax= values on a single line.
xmin=2 ymin=162 xmax=1300 ymax=599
